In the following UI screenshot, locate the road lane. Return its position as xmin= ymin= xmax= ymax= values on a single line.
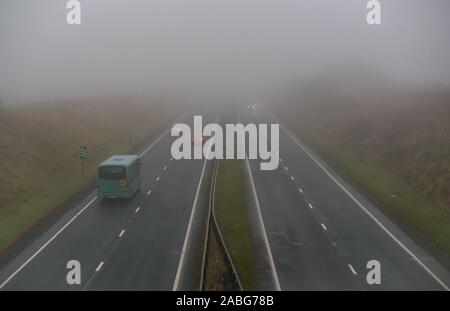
xmin=0 ymin=126 xmax=175 ymax=290
xmin=85 ymin=158 xmax=203 ymax=290
xmin=0 ymin=109 xmax=215 ymax=290
xmin=247 ymin=154 xmax=362 ymax=290
xmin=242 ymin=107 xmax=450 ymax=290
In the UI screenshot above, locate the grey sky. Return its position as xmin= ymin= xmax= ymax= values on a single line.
xmin=1 ymin=0 xmax=449 ymax=104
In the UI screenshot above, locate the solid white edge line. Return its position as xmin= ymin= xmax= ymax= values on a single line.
xmin=240 ymin=112 xmax=281 ymax=290
xmin=0 ymin=122 xmax=174 ymax=289
xmin=245 ymin=157 xmax=282 ymax=291
xmin=348 ymin=264 xmax=358 ymax=275
xmin=172 ymin=123 xmax=218 ymax=291
xmin=171 ymin=155 xmax=207 ymax=291
xmin=0 ymin=196 xmax=97 ymax=289
xmin=95 ymin=262 xmax=104 ymax=272
xmin=276 ymin=117 xmax=450 ymax=291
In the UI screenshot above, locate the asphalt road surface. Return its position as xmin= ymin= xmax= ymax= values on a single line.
xmin=241 ymin=106 xmax=450 ymax=291
xmin=0 ymin=109 xmax=215 ymax=290
xmin=1 ymin=105 xmax=449 ymax=291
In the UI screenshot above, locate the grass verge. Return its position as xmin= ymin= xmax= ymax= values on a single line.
xmin=213 ymin=159 xmax=259 ymax=290
xmin=204 ymin=229 xmax=229 ymax=291
xmin=0 ymin=98 xmax=179 ymax=254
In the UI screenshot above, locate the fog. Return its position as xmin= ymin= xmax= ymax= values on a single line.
xmin=1 ymin=0 xmax=450 ymax=105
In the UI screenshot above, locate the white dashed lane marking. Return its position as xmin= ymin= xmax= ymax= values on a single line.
xmin=95 ymin=262 xmax=104 ymax=272
xmin=135 ymin=207 xmax=141 ymax=213
xmin=348 ymin=264 xmax=358 ymax=275
xmin=118 ymin=230 xmax=125 ymax=237
xmin=0 ymin=125 xmax=174 ymax=289
xmin=321 ymin=223 xmax=327 ymax=231
xmin=277 ymin=119 xmax=450 ymax=291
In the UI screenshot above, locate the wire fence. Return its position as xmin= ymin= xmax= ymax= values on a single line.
xmin=0 ymin=103 xmax=37 ymax=114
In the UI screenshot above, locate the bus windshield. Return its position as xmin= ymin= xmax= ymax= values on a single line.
xmin=98 ymin=166 xmax=126 ymax=180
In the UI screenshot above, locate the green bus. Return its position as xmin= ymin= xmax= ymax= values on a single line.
xmin=97 ymin=155 xmax=143 ymax=199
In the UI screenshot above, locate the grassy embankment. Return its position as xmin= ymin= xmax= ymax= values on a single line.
xmin=205 ymin=160 xmax=258 ymax=290
xmin=0 ymin=98 xmax=178 ymax=254
xmin=277 ymin=81 xmax=450 ymax=261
